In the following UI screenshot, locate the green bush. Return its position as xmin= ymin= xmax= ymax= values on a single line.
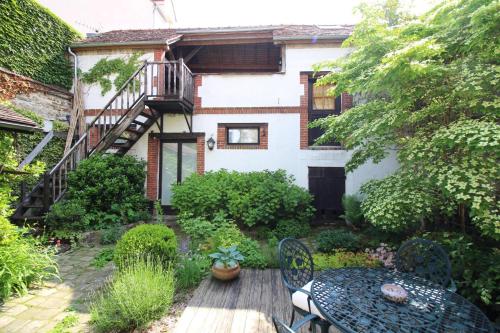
xmin=92 ymin=248 xmax=115 ymax=269
xmin=175 ymin=252 xmax=211 ymax=290
xmin=172 ymin=170 xmax=315 ymax=227
xmin=211 ymin=222 xmax=267 ymax=269
xmin=0 ymin=231 xmax=58 ymax=301
xmin=423 ymin=232 xmax=499 ymax=318
xmin=90 ymin=258 xmax=175 ymax=332
xmin=316 ymin=229 xmax=361 ymax=253
xmin=262 ymin=236 xmax=279 ymax=268
xmin=114 ymin=224 xmax=177 ymax=269
xmin=340 ymin=195 xmax=364 ymax=227
xmin=46 ymin=154 xmax=149 ymax=231
xmin=273 ymin=219 xmax=311 ymax=240
xmin=100 ymin=225 xmax=126 ymax=245
xmin=313 ymin=251 xmax=382 ymax=271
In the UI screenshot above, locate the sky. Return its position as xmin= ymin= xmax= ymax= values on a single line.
xmin=38 ymin=0 xmax=437 ymax=34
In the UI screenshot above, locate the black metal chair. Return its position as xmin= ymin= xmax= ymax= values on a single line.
xmin=278 ymin=238 xmax=330 ymax=332
xmin=395 ymin=238 xmax=453 ymax=288
xmin=273 ymin=314 xmax=318 ymax=333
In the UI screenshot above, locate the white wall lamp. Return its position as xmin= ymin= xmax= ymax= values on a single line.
xmin=207 ymin=136 xmax=215 ymax=151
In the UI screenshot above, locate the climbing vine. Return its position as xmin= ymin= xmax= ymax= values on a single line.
xmin=0 ymin=0 xmax=80 ymax=89
xmin=81 ymin=53 xmax=143 ymax=95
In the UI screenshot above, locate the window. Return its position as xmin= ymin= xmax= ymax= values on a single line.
xmin=312 ymin=84 xmax=336 ymax=110
xmin=227 ymin=127 xmax=260 ymax=144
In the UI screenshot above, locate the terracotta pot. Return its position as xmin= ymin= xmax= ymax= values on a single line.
xmin=211 ymin=263 xmax=241 ymax=281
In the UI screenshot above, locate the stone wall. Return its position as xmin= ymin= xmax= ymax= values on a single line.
xmin=0 ymin=67 xmax=73 ymax=126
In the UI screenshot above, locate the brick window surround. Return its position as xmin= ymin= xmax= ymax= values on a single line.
xmin=217 ymin=123 xmax=268 ymax=149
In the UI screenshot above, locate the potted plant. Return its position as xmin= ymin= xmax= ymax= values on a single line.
xmin=209 ymin=246 xmax=244 ymax=281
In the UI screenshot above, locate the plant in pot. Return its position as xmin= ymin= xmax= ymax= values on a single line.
xmin=209 ymin=246 xmax=244 ymax=281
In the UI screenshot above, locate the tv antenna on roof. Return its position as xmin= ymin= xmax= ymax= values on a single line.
xmin=75 ymin=21 xmax=101 ymax=33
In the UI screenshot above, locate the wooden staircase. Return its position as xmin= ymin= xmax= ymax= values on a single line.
xmin=12 ymin=60 xmax=194 ymax=222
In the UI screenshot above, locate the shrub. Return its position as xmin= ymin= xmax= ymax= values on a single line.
xmin=175 ymin=252 xmax=211 ymax=290
xmin=90 ymin=258 xmax=175 ymax=332
xmin=273 ymin=219 xmax=311 ymax=240
xmin=316 ymin=229 xmax=361 ymax=253
xmin=177 ymin=213 xmax=217 ymax=244
xmin=114 ymin=224 xmax=177 ymax=269
xmin=93 ymin=248 xmax=115 ymax=269
xmin=172 ymin=170 xmax=315 ymax=227
xmin=100 ymin=225 xmax=126 ymax=245
xmin=340 ymin=194 xmax=364 ymax=227
xmin=313 ymin=251 xmax=382 ymax=271
xmin=45 ymin=154 xmax=149 ymax=231
xmin=46 ymin=199 xmax=88 ymax=231
xmin=423 ymin=232 xmax=499 ymax=317
xmin=262 ymin=236 xmax=280 ymax=268
xmin=211 ymin=222 xmax=266 ymax=269
xmin=0 ymin=232 xmax=58 ymax=301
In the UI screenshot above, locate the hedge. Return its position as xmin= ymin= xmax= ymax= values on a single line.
xmin=0 ymin=0 xmax=81 ymax=89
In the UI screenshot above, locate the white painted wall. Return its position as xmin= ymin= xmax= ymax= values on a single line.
xmin=193 ymin=113 xmax=398 ymax=194
xmin=80 ymin=42 xmax=398 ymax=195
xmin=198 ymin=44 xmax=352 ymax=108
xmin=77 ymin=49 xmax=155 ymax=110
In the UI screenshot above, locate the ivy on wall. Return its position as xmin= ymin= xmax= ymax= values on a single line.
xmin=82 ymin=53 xmax=143 ymax=96
xmin=0 ymin=0 xmax=81 ymax=89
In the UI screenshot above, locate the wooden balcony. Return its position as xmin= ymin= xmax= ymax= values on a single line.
xmin=142 ymin=60 xmax=194 ymax=113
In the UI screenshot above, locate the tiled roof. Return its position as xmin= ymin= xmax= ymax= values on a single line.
xmin=0 ymin=105 xmax=39 ymax=130
xmin=74 ymin=25 xmax=354 ymax=46
xmin=273 ymin=25 xmax=353 ymax=40
xmin=81 ymin=29 xmax=182 ymax=44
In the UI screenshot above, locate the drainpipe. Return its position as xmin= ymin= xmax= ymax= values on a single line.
xmin=68 ymin=47 xmax=78 ymax=93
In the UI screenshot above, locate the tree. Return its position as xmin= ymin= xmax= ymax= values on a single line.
xmin=313 ymin=0 xmax=499 ymax=239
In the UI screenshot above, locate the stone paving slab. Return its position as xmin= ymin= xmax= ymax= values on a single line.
xmin=0 ymin=245 xmax=114 ymax=333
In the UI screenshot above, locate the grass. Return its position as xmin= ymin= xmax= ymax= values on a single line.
xmin=48 ymin=313 xmax=79 ymax=333
xmin=90 ymin=258 xmax=175 ymax=332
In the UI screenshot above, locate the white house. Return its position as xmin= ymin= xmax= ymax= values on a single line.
xmin=71 ymin=25 xmax=398 ymax=216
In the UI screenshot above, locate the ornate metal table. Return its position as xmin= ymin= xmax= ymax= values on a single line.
xmin=311 ymin=267 xmax=494 ymax=333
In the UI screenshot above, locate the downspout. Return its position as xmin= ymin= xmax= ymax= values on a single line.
xmin=68 ymin=47 xmax=78 ymax=92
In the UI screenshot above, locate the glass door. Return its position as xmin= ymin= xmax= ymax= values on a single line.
xmin=161 ymin=141 xmax=197 ymax=205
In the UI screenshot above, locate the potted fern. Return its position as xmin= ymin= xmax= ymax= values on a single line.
xmin=209 ymin=246 xmax=244 ymax=281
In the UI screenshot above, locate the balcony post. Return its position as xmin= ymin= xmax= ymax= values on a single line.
xmin=179 ymin=58 xmax=185 ymax=101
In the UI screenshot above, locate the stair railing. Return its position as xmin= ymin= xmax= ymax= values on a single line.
xmin=18 ymin=60 xmax=195 ymax=216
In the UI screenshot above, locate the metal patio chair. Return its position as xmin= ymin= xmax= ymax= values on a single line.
xmin=273 ymin=314 xmax=318 ymax=333
xmin=278 ymin=238 xmax=331 ymax=332
xmin=395 ymin=238 xmax=454 ymax=289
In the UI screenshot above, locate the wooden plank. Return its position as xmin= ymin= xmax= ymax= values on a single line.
xmin=174 ymin=269 xmax=297 ymax=333
xmin=18 ymin=131 xmax=54 ymax=169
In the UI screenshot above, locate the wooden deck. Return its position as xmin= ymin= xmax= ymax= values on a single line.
xmin=173 ymin=269 xmax=339 ymax=333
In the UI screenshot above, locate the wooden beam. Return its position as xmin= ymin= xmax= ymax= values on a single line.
xmin=18 ymin=131 xmax=54 ymax=169
xmin=184 ymin=46 xmax=204 ymax=64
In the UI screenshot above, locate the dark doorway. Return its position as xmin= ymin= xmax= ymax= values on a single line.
xmin=308 ymin=167 xmax=346 ymax=218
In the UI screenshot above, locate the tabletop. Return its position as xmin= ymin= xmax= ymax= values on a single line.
xmin=311 ymin=267 xmax=494 ymax=333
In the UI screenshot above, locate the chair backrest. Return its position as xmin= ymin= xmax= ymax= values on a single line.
xmin=395 ymin=238 xmax=451 ymax=287
xmin=272 ymin=316 xmax=296 ymax=333
xmin=278 ymin=238 xmax=314 ymax=295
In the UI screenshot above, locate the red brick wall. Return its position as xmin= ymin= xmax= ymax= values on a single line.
xmin=196 ymin=135 xmax=205 ymax=174
xmin=217 ymin=123 xmax=268 ymax=150
xmin=341 ymin=92 xmax=353 ymax=111
xmin=146 ymin=134 xmax=159 ymax=200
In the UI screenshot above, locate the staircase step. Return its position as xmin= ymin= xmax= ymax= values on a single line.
xmin=140 ymin=112 xmax=154 ymax=119
xmin=132 ymin=120 xmax=148 ymax=127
